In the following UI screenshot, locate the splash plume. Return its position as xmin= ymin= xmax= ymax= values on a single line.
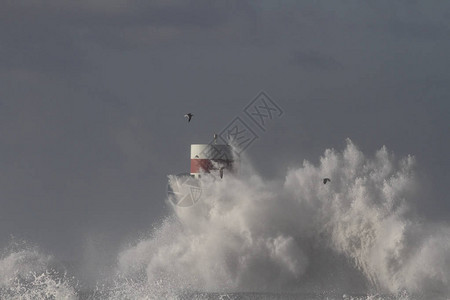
xmin=118 ymin=139 xmax=450 ymax=296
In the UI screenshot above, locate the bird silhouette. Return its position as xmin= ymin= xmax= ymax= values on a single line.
xmin=323 ymin=178 xmax=331 ymax=184
xmin=184 ymin=113 xmax=193 ymax=122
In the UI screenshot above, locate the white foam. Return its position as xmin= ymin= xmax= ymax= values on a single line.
xmin=118 ymin=140 xmax=450 ymax=296
xmin=0 ymin=242 xmax=77 ymax=299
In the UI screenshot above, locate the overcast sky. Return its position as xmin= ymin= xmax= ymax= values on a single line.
xmin=1 ymin=1 xmax=449 ymax=265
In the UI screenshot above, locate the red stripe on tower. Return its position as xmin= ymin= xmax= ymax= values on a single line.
xmin=190 ymin=144 xmax=234 ymax=178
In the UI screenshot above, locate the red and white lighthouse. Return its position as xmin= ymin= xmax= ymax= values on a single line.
xmin=190 ymin=144 xmax=234 ymax=178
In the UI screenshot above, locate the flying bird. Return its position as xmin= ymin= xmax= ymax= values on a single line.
xmin=323 ymin=178 xmax=331 ymax=184
xmin=184 ymin=113 xmax=193 ymax=122
xmin=213 ymin=133 xmax=218 ymax=144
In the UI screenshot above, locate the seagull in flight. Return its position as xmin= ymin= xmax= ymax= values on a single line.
xmin=323 ymin=178 xmax=331 ymax=184
xmin=184 ymin=113 xmax=193 ymax=122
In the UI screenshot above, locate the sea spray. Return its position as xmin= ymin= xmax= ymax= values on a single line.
xmin=0 ymin=241 xmax=77 ymax=299
xmin=118 ymin=139 xmax=450 ymax=297
xmin=1 ymin=140 xmax=448 ymax=299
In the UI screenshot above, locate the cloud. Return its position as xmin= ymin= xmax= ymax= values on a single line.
xmin=0 ymin=1 xmax=257 ymax=72
xmin=388 ymin=20 xmax=450 ymax=40
xmin=290 ymin=50 xmax=343 ymax=71
xmin=0 ymin=4 xmax=86 ymax=75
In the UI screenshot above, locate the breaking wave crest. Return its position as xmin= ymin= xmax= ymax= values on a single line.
xmin=118 ymin=139 xmax=450 ymax=297
xmin=1 ymin=140 xmax=449 ymax=299
xmin=0 ymin=241 xmax=77 ymax=299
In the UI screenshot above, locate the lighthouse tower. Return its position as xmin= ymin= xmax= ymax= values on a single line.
xmin=190 ymin=144 xmax=234 ymax=178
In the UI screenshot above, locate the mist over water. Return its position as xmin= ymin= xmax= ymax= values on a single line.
xmin=1 ymin=140 xmax=449 ymax=299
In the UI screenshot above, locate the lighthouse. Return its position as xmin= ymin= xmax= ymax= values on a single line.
xmin=190 ymin=144 xmax=234 ymax=178
xmin=167 ymin=142 xmax=235 ymax=208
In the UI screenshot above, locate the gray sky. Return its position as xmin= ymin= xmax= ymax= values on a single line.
xmin=0 ymin=0 xmax=449 ymax=265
